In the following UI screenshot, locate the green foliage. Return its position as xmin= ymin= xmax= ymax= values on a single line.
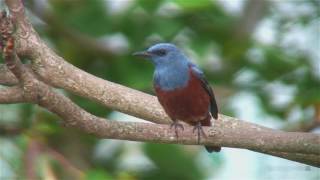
xmin=173 ymin=0 xmax=213 ymax=10
xmin=85 ymin=169 xmax=113 ymax=180
xmin=137 ymin=0 xmax=164 ymax=13
xmin=51 ymin=0 xmax=110 ymax=36
xmin=142 ymin=143 xmax=204 ymax=180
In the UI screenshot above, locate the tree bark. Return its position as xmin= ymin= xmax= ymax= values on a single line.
xmin=1 ymin=0 xmax=319 ymax=167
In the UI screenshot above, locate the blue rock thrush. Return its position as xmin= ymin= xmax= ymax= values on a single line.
xmin=133 ymin=43 xmax=221 ymax=152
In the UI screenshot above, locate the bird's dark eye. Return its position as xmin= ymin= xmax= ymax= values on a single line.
xmin=153 ymin=49 xmax=167 ymax=56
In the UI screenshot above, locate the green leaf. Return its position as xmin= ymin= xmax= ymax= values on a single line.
xmin=137 ymin=0 xmax=164 ymax=13
xmin=173 ymin=0 xmax=213 ymax=10
xmin=85 ymin=169 xmax=113 ymax=180
xmin=51 ymin=0 xmax=110 ymax=36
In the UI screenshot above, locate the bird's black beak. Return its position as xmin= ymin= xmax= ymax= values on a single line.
xmin=132 ymin=51 xmax=151 ymax=58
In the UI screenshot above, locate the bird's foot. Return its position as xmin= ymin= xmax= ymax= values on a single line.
xmin=170 ymin=121 xmax=184 ymax=138
xmin=193 ymin=122 xmax=207 ymax=144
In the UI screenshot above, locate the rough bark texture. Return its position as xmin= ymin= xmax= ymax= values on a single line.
xmin=0 ymin=64 xmax=18 ymax=85
xmin=1 ymin=0 xmax=319 ymax=167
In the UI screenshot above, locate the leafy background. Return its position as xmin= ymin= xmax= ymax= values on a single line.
xmin=0 ymin=0 xmax=319 ymax=179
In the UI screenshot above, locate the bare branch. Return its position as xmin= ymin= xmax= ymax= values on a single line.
xmin=2 ymin=0 xmax=320 ymax=168
xmin=36 ymin=12 xmax=116 ymax=58
xmin=1 ymin=79 xmax=319 ymax=167
xmin=26 ymin=0 xmax=117 ymax=58
xmin=45 ymin=147 xmax=84 ymax=179
xmin=315 ymin=103 xmax=320 ymax=124
xmin=235 ymin=0 xmax=269 ymax=38
xmin=0 ymin=125 xmax=24 ymax=136
xmin=0 ymin=64 xmax=18 ymax=85
xmin=25 ymin=140 xmax=40 ymax=180
xmin=3 ymin=50 xmax=319 ymax=156
xmin=1 ymin=42 xmax=318 ymax=166
xmin=0 ymin=86 xmax=25 ymax=103
xmin=283 ymin=104 xmax=320 ymax=132
xmin=283 ymin=120 xmax=320 ymax=132
xmin=257 ymin=150 xmax=320 ymax=167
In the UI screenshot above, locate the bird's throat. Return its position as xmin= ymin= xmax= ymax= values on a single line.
xmin=153 ymin=63 xmax=190 ymax=91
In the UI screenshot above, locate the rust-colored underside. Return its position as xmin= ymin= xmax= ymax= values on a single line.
xmin=155 ymin=69 xmax=212 ymax=126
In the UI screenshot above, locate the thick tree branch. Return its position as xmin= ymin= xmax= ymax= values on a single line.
xmin=0 ymin=86 xmax=25 ymax=103
xmin=2 ymin=56 xmax=319 ymax=157
xmin=2 ymin=0 xmax=320 ymax=167
xmin=1 ymin=79 xmax=320 ymax=168
xmin=0 ymin=64 xmax=18 ymax=85
xmin=1 ymin=50 xmax=319 ymax=167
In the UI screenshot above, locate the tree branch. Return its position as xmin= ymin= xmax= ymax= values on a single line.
xmin=1 ymin=49 xmax=319 ymax=167
xmin=32 ymin=9 xmax=116 ymax=59
xmin=0 ymin=86 xmax=25 ymax=103
xmin=0 ymin=64 xmax=18 ymax=85
xmin=257 ymin=150 xmax=320 ymax=167
xmin=1 ymin=74 xmax=319 ymax=167
xmin=2 ymin=54 xmax=319 ymax=157
xmin=2 ymin=0 xmax=320 ymax=167
xmin=0 ymin=125 xmax=24 ymax=136
xmin=282 ymin=104 xmax=320 ymax=132
xmin=235 ymin=0 xmax=269 ymax=38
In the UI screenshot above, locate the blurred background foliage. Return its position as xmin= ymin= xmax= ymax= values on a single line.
xmin=0 ymin=0 xmax=319 ymax=179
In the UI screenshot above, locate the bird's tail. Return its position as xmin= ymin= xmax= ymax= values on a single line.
xmin=205 ymin=146 xmax=221 ymax=152
xmin=201 ymin=115 xmax=221 ymax=153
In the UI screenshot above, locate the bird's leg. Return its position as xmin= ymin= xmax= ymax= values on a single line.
xmin=170 ymin=120 xmax=184 ymax=138
xmin=193 ymin=122 xmax=206 ymax=144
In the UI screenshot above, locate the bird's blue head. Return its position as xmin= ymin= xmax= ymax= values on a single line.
xmin=133 ymin=43 xmax=192 ymax=90
xmin=133 ymin=43 xmax=188 ymax=68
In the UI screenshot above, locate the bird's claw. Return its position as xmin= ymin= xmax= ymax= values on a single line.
xmin=170 ymin=121 xmax=184 ymax=138
xmin=193 ymin=122 xmax=207 ymax=144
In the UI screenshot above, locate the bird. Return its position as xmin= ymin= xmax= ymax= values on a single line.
xmin=133 ymin=43 xmax=221 ymax=152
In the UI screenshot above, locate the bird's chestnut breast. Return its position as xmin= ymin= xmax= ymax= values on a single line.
xmin=154 ymin=69 xmax=210 ymax=124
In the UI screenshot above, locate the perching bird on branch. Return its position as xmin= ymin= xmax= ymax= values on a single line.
xmin=133 ymin=43 xmax=221 ymax=152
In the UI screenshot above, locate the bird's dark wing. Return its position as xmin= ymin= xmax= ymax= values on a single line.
xmin=190 ymin=64 xmax=218 ymax=119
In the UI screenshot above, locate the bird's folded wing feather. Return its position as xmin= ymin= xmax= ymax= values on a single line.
xmin=190 ymin=63 xmax=218 ymax=119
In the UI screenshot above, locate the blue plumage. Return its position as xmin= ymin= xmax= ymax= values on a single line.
xmin=133 ymin=43 xmax=221 ymax=152
xmin=153 ymin=63 xmax=189 ymax=91
xmin=149 ymin=43 xmax=190 ymax=90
